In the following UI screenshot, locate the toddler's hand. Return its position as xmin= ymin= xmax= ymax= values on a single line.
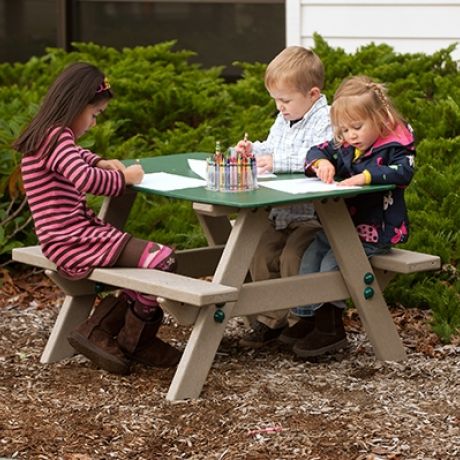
xmin=338 ymin=173 xmax=366 ymax=186
xmin=235 ymin=139 xmax=253 ymax=157
xmin=314 ymin=159 xmax=335 ymax=184
xmin=124 ymin=164 xmax=144 ymax=185
xmin=97 ymin=159 xmax=126 ymax=172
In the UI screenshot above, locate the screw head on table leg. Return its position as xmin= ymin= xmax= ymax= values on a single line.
xmin=364 ymin=286 xmax=375 ymax=299
xmin=214 ymin=309 xmax=225 ymax=323
xmin=364 ymin=272 xmax=375 ymax=285
xmin=95 ymin=283 xmax=107 ymax=293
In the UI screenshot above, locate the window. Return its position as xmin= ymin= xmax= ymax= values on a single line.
xmin=74 ymin=1 xmax=285 ymax=78
xmin=0 ymin=0 xmax=285 ymax=78
xmin=0 ymin=0 xmax=57 ymax=63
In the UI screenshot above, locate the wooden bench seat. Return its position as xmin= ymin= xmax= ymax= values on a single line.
xmin=12 ymin=246 xmax=238 ymax=307
xmin=12 ymin=245 xmax=440 ymax=315
xmin=371 ymin=248 xmax=441 ymax=274
xmin=11 ymin=245 xmax=440 ymax=365
xmin=12 ymin=245 xmax=240 ymax=364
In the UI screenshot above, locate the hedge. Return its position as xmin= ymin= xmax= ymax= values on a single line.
xmin=0 ymin=36 xmax=458 ymax=341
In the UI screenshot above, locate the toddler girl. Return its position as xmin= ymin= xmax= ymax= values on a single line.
xmin=280 ymin=75 xmax=416 ymax=358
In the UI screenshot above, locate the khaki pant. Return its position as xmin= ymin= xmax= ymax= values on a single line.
xmin=249 ymin=219 xmax=322 ymax=329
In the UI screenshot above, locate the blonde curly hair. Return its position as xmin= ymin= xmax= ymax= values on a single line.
xmin=331 ymin=75 xmax=404 ymax=145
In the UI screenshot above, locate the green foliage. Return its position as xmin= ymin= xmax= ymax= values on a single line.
xmin=0 ymin=39 xmax=459 ymax=341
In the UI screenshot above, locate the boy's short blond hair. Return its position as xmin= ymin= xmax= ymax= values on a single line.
xmin=264 ymin=46 xmax=325 ymax=94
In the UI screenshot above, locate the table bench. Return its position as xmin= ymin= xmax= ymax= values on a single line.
xmin=12 ymin=245 xmax=238 ymax=363
xmin=11 ymin=244 xmax=440 ymax=365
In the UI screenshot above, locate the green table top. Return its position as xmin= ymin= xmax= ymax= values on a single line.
xmin=128 ymin=153 xmax=394 ymax=209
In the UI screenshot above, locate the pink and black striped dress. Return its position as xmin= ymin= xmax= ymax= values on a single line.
xmin=21 ymin=127 xmax=131 ymax=279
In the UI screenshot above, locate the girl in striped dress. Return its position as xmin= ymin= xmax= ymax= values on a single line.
xmin=14 ymin=62 xmax=181 ymax=375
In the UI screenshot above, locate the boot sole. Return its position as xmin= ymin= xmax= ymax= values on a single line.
xmin=68 ymin=331 xmax=130 ymax=375
xmin=239 ymin=337 xmax=280 ymax=349
xmin=119 ymin=337 xmax=182 ymax=368
xmin=128 ymin=352 xmax=182 ymax=368
xmin=278 ymin=334 xmax=301 ymax=346
xmin=293 ymin=338 xmax=349 ymax=358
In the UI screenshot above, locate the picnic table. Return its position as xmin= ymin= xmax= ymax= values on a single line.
xmin=12 ymin=153 xmax=440 ymax=400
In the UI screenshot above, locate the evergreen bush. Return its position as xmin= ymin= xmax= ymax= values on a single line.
xmin=0 ymin=38 xmax=458 ymax=341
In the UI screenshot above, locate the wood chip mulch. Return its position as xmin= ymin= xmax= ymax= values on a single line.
xmin=0 ymin=268 xmax=459 ymax=460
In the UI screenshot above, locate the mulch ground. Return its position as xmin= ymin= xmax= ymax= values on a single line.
xmin=0 ymin=268 xmax=459 ymax=460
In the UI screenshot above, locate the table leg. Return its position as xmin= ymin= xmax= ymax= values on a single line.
xmin=192 ymin=203 xmax=233 ymax=246
xmin=314 ymin=198 xmax=407 ymax=361
xmin=41 ymin=271 xmax=96 ymax=363
xmin=166 ymin=207 xmax=270 ymax=400
xmin=98 ymin=189 xmax=138 ymax=229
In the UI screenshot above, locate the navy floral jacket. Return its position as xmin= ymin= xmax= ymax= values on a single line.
xmin=305 ymin=124 xmax=416 ymax=247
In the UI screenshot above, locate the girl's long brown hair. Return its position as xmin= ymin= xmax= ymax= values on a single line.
xmin=13 ymin=62 xmax=113 ymax=158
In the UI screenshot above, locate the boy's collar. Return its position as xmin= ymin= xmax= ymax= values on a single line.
xmin=301 ymin=93 xmax=328 ymax=120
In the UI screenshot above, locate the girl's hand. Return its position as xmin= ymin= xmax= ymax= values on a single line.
xmin=338 ymin=173 xmax=366 ymax=186
xmin=256 ymin=155 xmax=273 ymax=174
xmin=124 ymin=164 xmax=144 ymax=185
xmin=314 ymin=159 xmax=335 ymax=184
xmin=97 ymin=159 xmax=126 ymax=172
xmin=235 ymin=139 xmax=253 ymax=157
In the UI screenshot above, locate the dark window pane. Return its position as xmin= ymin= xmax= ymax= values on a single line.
xmin=0 ymin=0 xmax=57 ymax=63
xmin=75 ymin=1 xmax=285 ymax=77
xmin=0 ymin=0 xmax=285 ymax=75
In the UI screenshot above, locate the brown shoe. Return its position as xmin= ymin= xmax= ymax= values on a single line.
xmin=117 ymin=305 xmax=181 ymax=368
xmin=293 ymin=303 xmax=348 ymax=358
xmin=278 ymin=316 xmax=316 ymax=345
xmin=239 ymin=321 xmax=285 ymax=348
xmin=67 ymin=295 xmax=130 ymax=374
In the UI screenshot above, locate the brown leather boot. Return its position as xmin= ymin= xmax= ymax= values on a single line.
xmin=117 ymin=305 xmax=181 ymax=368
xmin=292 ymin=303 xmax=348 ymax=358
xmin=67 ymin=295 xmax=130 ymax=374
xmin=278 ymin=316 xmax=316 ymax=345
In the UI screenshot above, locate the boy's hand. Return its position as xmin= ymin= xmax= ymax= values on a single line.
xmin=338 ymin=173 xmax=366 ymax=186
xmin=256 ymin=155 xmax=273 ymax=174
xmin=235 ymin=139 xmax=253 ymax=157
xmin=97 ymin=159 xmax=126 ymax=172
xmin=123 ymin=164 xmax=144 ymax=185
xmin=314 ymin=159 xmax=335 ymax=184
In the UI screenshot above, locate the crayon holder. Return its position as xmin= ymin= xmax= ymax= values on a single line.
xmin=206 ymin=156 xmax=258 ymax=192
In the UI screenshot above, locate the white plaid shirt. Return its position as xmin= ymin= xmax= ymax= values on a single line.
xmin=252 ymin=94 xmax=332 ymax=230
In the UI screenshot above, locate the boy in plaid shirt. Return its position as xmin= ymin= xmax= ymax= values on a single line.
xmin=236 ymin=46 xmax=331 ymax=348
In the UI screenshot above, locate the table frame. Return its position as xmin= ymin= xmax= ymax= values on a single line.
xmin=12 ymin=153 xmax=443 ymax=401
xmin=100 ymin=182 xmax=406 ymax=400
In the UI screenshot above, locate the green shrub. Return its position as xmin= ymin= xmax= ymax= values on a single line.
xmin=1 ymin=38 xmax=458 ymax=340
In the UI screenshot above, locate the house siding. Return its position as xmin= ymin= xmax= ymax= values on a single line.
xmin=286 ymin=0 xmax=460 ymax=59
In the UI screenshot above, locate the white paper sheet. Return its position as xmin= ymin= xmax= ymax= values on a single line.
xmin=187 ymin=158 xmax=276 ymax=180
xmin=259 ymin=177 xmax=361 ymax=194
xmin=257 ymin=171 xmax=277 ymax=180
xmin=187 ymin=159 xmax=208 ymax=179
xmin=139 ymin=172 xmax=206 ymax=191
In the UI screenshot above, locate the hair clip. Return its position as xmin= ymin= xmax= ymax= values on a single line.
xmin=96 ymin=77 xmax=111 ymax=93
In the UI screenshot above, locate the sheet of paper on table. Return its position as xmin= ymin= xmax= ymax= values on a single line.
xmin=139 ymin=172 xmax=207 ymax=191
xmin=187 ymin=158 xmax=277 ymax=180
xmin=260 ymin=177 xmax=361 ymax=194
